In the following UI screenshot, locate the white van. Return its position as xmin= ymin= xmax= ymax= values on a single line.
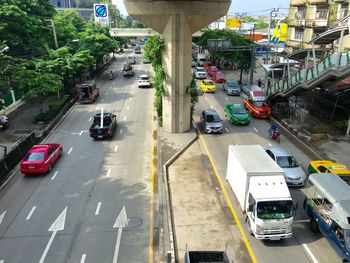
xmin=197 ymin=53 xmax=206 ymax=66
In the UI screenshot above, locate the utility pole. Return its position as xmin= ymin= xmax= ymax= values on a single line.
xmin=234 ymin=12 xmax=247 ymax=35
xmin=266 ymin=8 xmax=279 ymax=64
xmin=46 ymin=19 xmax=59 ymax=49
xmin=249 ymin=44 xmax=255 ymax=85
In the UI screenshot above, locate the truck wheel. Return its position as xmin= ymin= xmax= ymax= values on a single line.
xmin=310 ymin=218 xmax=319 ymax=233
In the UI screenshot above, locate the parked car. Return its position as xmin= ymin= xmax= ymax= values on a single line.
xmin=195 ymin=67 xmax=207 ymax=79
xmin=122 ymin=64 xmax=134 ymax=77
xmin=89 ymin=112 xmax=117 ymax=139
xmin=201 ymin=109 xmax=224 ymax=134
xmin=212 ymin=71 xmax=226 ymax=83
xmin=200 ymin=79 xmax=216 ymax=93
xmin=138 ymin=74 xmax=151 ymax=88
xmin=308 ymin=160 xmax=350 ymax=185
xmin=224 ymin=80 xmax=241 ymax=96
xmin=265 ymin=146 xmax=307 ymax=186
xmin=20 ymin=144 xmax=63 ymax=175
xmin=127 ymin=55 xmax=136 ymax=64
xmin=224 ymin=104 xmax=250 ymax=125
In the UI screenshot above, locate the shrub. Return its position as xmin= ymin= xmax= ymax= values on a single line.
xmin=35 ymin=95 xmax=71 ymax=123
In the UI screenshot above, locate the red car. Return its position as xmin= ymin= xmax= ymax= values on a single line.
xmin=207 ymin=66 xmax=219 ymax=77
xmin=20 ymin=143 xmax=63 ymax=175
xmin=204 ymin=62 xmax=214 ymax=72
xmin=212 ymin=71 xmax=226 ymax=83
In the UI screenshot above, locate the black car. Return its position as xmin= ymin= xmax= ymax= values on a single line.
xmin=122 ymin=64 xmax=134 ymax=77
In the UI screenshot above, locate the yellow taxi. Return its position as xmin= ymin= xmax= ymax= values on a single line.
xmin=308 ymin=160 xmax=350 ymax=184
xmin=200 ymin=79 xmax=216 ymax=93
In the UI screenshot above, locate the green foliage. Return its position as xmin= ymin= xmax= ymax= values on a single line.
xmin=35 ymin=94 xmax=71 ymax=123
xmin=186 ymin=78 xmax=199 ymax=115
xmin=143 ymin=36 xmax=164 ymax=68
xmin=132 ymin=21 xmax=146 ymax=28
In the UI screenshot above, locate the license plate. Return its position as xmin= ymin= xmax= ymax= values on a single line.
xmin=29 ymin=166 xmax=35 ymax=169
xmin=270 ymin=236 xmax=281 ymax=240
xmin=98 ymin=135 xmax=103 ymax=138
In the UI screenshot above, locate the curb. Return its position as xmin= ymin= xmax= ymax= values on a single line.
xmin=162 ymin=128 xmax=198 ymax=263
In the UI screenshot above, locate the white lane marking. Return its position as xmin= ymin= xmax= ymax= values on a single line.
xmin=120 ymin=129 xmax=123 ymax=134
xmin=302 ymin=244 xmax=319 ymax=263
xmin=127 ymin=106 xmax=130 ymax=110
xmin=204 ymin=96 xmax=208 ymax=100
xmin=294 ymin=219 xmax=310 ymax=223
xmin=26 ymin=206 xmax=37 ymax=220
xmin=0 ymin=260 xmax=4 ymax=263
xmin=113 ymin=206 xmax=128 ymax=263
xmin=225 ymin=97 xmax=228 ymax=101
xmin=88 ymin=117 xmax=92 ymax=122
xmin=106 ymin=168 xmax=111 ymax=178
xmin=268 ymin=143 xmax=272 ymax=146
xmin=0 ymin=211 xmax=6 ymax=225
xmin=51 ymin=171 xmax=58 ymax=180
xmin=129 ymin=98 xmax=132 ymax=101
xmin=80 ymin=254 xmax=86 ymax=263
xmin=253 ymin=127 xmax=258 ymax=132
xmin=123 ymin=116 xmax=127 ymax=121
xmin=225 ymin=128 xmax=229 ymax=133
xmin=79 ymin=130 xmax=83 ymax=136
xmin=210 ymin=105 xmax=213 ymax=109
xmin=95 ymin=202 xmax=102 ymax=215
xmin=114 ymin=145 xmax=119 ymax=152
xmin=95 ymin=107 xmax=99 ymax=110
xmin=67 ymin=147 xmax=73 ymax=155
xmin=101 ymin=99 xmax=104 ymax=103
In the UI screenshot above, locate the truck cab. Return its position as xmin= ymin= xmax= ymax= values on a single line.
xmin=304 ymin=173 xmax=350 ymax=262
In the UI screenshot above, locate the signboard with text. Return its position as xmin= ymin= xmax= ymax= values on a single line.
xmin=226 ymin=17 xmax=241 ymax=28
xmin=94 ymin=3 xmax=109 ymax=26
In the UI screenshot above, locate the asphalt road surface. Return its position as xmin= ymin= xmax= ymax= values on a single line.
xmin=194 ymin=80 xmax=342 ymax=263
xmin=0 ymin=50 xmax=154 ymax=263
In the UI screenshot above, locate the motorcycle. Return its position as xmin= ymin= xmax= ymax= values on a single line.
xmin=268 ymin=128 xmax=281 ymax=143
xmin=109 ymin=71 xmax=113 ymax=80
xmin=0 ymin=121 xmax=9 ymax=131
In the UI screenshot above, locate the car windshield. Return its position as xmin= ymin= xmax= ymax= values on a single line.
xmin=139 ymin=76 xmax=149 ymax=80
xmin=25 ymin=152 xmax=45 ymax=161
xmin=227 ymin=81 xmax=238 ymax=87
xmin=345 ymin=230 xmax=350 ymax=251
xmin=276 ymin=156 xmax=299 ymax=168
xmin=253 ymin=101 xmax=269 ymax=107
xmin=232 ymin=107 xmax=246 ymax=114
xmin=216 ymin=72 xmax=223 ymax=77
xmin=210 ymin=67 xmax=217 ymax=71
xmin=204 ymin=81 xmax=214 ymax=85
xmin=206 ymin=114 xmax=221 ymax=123
xmin=257 ymin=200 xmax=293 ymax=219
xmin=197 ymin=68 xmax=205 ymax=72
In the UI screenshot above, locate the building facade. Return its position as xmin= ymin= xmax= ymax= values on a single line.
xmin=286 ymin=0 xmax=350 ymax=53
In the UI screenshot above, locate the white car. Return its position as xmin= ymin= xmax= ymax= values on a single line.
xmin=138 ymin=75 xmax=151 ymax=88
xmin=195 ymin=67 xmax=207 ymax=79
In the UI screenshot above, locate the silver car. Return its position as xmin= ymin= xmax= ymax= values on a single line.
xmin=224 ymin=80 xmax=241 ymax=96
xmin=201 ymin=109 xmax=224 ymax=134
xmin=265 ymin=146 xmax=306 ymax=186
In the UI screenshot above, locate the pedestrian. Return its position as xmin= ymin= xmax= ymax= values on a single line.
xmin=267 ymin=78 xmax=271 ymax=87
xmin=257 ymin=79 xmax=262 ymax=87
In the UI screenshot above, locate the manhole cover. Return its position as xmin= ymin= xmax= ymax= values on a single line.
xmin=132 ymin=183 xmax=147 ymax=191
xmin=127 ymin=217 xmax=143 ymax=229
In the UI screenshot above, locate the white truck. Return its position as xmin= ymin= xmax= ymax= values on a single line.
xmin=197 ymin=53 xmax=207 ymax=66
xmin=226 ymin=145 xmax=297 ymax=240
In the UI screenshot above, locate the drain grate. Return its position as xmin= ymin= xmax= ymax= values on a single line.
xmin=127 ymin=217 xmax=143 ymax=229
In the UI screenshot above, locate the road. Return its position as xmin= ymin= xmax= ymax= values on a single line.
xmin=193 ymin=80 xmax=342 ymax=263
xmin=0 ymin=50 xmax=154 ymax=263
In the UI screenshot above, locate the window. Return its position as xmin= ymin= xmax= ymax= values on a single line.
xmin=294 ymin=28 xmax=304 ymax=40
xmin=265 ymin=150 xmax=274 ymax=160
xmin=316 ymin=6 xmax=328 ymax=19
xmin=317 ymin=165 xmax=331 ymax=173
xmin=339 ymin=4 xmax=348 ymax=19
xmin=295 ymin=7 xmax=306 ymax=19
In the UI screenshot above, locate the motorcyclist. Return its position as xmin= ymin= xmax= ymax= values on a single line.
xmin=109 ymin=70 xmax=113 ymax=80
xmin=268 ymin=123 xmax=278 ymax=139
xmin=0 ymin=114 xmax=9 ymax=128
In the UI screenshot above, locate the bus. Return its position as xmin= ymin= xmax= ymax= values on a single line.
xmin=240 ymin=85 xmax=271 ymax=118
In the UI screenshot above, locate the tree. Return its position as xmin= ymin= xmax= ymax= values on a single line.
xmin=109 ymin=4 xmax=122 ymax=28
xmin=17 ymin=69 xmax=62 ymax=112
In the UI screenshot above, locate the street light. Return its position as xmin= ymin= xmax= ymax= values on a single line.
xmin=65 ymin=39 xmax=80 ymax=46
xmin=266 ymin=8 xmax=279 ymax=64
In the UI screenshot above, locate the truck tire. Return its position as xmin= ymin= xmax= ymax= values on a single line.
xmin=310 ymin=218 xmax=319 ymax=233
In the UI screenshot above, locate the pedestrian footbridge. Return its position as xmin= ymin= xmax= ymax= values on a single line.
xmin=266 ymin=26 xmax=350 ymax=100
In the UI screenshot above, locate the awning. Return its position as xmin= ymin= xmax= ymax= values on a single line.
xmin=284 ymin=48 xmax=327 ymax=62
xmin=308 ymin=26 xmax=349 ymax=45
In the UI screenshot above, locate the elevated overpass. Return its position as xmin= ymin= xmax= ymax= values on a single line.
xmin=109 ymin=28 xmax=203 ymax=37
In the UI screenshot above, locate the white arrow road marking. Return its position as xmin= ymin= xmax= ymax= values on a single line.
xmin=119 ymin=129 xmax=123 ymax=134
xmin=113 ymin=206 xmax=128 ymax=263
xmin=253 ymin=127 xmax=258 ymax=132
xmin=80 ymin=254 xmax=86 ymax=263
xmin=51 ymin=171 xmax=58 ymax=181
xmin=204 ymin=96 xmax=208 ymax=100
xmin=129 ymin=98 xmax=132 ymax=101
xmin=67 ymin=147 xmax=73 ymax=155
xmin=79 ymin=130 xmax=83 ymax=136
xmin=0 ymin=211 xmax=6 ymax=225
xmin=39 ymin=207 xmax=67 ymax=263
xmin=95 ymin=202 xmax=102 ymax=215
xmin=123 ymin=116 xmax=126 ymax=121
xmin=26 ymin=206 xmax=36 ymax=220
xmin=114 ymin=145 xmax=118 ymax=152
xmin=302 ymin=244 xmax=319 ymax=263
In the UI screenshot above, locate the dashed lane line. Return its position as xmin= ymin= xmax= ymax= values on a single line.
xmin=95 ymin=202 xmax=102 ymax=215
xmin=302 ymin=244 xmax=319 ymax=263
xmin=67 ymin=147 xmax=73 ymax=155
xmin=106 ymin=169 xmax=111 ymax=178
xmin=119 ymin=129 xmax=123 ymax=134
xmin=51 ymin=171 xmax=58 ymax=180
xmin=253 ymin=127 xmax=258 ymax=132
xmin=26 ymin=206 xmax=36 ymax=220
xmin=114 ymin=145 xmax=119 ymax=152
xmin=80 ymin=254 xmax=86 ymax=263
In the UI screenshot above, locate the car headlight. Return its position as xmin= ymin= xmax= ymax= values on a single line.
xmin=256 ymin=225 xmax=264 ymax=235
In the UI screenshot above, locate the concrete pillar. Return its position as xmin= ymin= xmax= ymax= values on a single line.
xmin=124 ymin=0 xmax=230 ymax=133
